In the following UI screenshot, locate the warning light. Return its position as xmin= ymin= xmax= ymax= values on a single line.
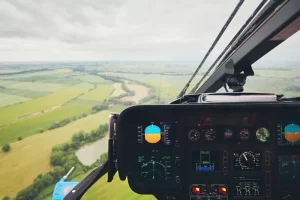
xmin=192 ymin=187 xmax=201 ymax=195
xmin=219 ymin=187 xmax=227 ymax=195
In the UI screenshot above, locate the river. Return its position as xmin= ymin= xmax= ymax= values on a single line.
xmin=75 ymin=134 xmax=109 ymax=166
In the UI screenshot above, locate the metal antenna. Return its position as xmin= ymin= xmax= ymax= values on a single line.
xmin=176 ymin=0 xmax=245 ymax=99
xmin=189 ymin=0 xmax=268 ymax=94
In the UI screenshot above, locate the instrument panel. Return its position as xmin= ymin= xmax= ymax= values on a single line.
xmin=116 ymin=103 xmax=300 ymax=200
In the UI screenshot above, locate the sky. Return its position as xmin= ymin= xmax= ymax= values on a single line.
xmin=0 ymin=0 xmax=299 ymax=63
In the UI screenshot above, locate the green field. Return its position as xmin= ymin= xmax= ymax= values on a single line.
xmin=82 ymin=173 xmax=155 ymax=200
xmin=80 ymin=84 xmax=114 ymax=102
xmin=0 ymin=102 xmax=91 ymax=145
xmin=0 ymin=87 xmax=89 ymax=125
xmin=0 ymin=93 xmax=31 ymax=107
xmin=0 ymin=110 xmax=111 ymax=199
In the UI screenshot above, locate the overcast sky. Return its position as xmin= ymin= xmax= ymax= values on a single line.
xmin=0 ymin=0 xmax=299 ymax=63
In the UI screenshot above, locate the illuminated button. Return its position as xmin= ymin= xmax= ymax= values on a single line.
xmin=192 ymin=187 xmax=201 ymax=195
xmin=219 ymin=187 xmax=227 ymax=195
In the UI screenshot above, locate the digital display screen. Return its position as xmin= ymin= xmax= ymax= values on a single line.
xmin=137 ymin=155 xmax=173 ymax=182
xmin=198 ymin=116 xmax=255 ymax=126
xmin=277 ymin=121 xmax=300 ymax=146
xmin=192 ymin=151 xmax=220 ymax=172
xmin=278 ymin=155 xmax=300 ymax=180
xmin=233 ymin=177 xmax=262 ymax=196
xmin=137 ymin=121 xmax=172 ymax=145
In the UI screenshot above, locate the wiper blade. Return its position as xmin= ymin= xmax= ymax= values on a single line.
xmin=176 ymin=0 xmax=245 ymax=99
xmin=189 ymin=0 xmax=268 ymax=94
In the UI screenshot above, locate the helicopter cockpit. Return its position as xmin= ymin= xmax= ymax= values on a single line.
xmin=61 ymin=0 xmax=300 ymax=200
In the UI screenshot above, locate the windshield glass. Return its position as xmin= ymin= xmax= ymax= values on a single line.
xmin=0 ymin=1 xmax=299 ymax=200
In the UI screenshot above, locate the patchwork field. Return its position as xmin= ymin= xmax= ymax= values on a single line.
xmin=0 ymin=87 xmax=89 ymax=125
xmin=0 ymin=102 xmax=92 ymax=145
xmin=0 ymin=110 xmax=111 ymax=199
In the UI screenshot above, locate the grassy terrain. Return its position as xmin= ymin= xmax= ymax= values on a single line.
xmin=0 ymin=102 xmax=91 ymax=145
xmin=81 ymin=173 xmax=155 ymax=200
xmin=110 ymin=83 xmax=126 ymax=97
xmin=0 ymin=110 xmax=111 ymax=199
xmin=0 ymin=87 xmax=49 ymax=98
xmin=0 ymin=80 xmax=68 ymax=92
xmin=0 ymin=87 xmax=89 ymax=125
xmin=80 ymin=84 xmax=114 ymax=102
xmin=0 ymin=93 xmax=31 ymax=108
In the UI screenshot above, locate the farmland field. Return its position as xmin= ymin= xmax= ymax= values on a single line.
xmin=0 ymin=86 xmax=90 ymax=125
xmin=110 ymin=83 xmax=126 ymax=97
xmin=0 ymin=110 xmax=111 ymax=198
xmin=79 ymin=84 xmax=114 ymax=102
xmin=0 ymin=102 xmax=92 ymax=145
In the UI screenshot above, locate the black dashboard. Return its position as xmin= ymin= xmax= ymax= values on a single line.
xmin=116 ymin=103 xmax=300 ymax=200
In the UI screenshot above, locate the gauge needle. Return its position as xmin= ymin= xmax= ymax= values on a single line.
xmin=243 ymin=153 xmax=248 ymax=161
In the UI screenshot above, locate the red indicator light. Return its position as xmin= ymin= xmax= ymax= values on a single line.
xmin=200 ymin=117 xmax=211 ymax=126
xmin=219 ymin=187 xmax=227 ymax=195
xmin=192 ymin=187 xmax=201 ymax=195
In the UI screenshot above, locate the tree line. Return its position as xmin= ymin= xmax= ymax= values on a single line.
xmin=15 ymin=124 xmax=109 ymax=200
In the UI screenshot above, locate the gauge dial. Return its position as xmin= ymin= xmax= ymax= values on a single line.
xmin=224 ymin=128 xmax=233 ymax=139
xmin=188 ymin=129 xmax=200 ymax=141
xmin=240 ymin=128 xmax=250 ymax=140
xmin=238 ymin=151 xmax=256 ymax=170
xmin=256 ymin=127 xmax=270 ymax=142
xmin=205 ymin=129 xmax=216 ymax=141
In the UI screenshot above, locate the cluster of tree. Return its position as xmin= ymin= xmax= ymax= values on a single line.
xmin=91 ymin=103 xmax=109 ymax=114
xmin=48 ymin=113 xmax=88 ymax=131
xmin=15 ymin=123 xmax=109 ymax=200
xmin=97 ymin=74 xmax=122 ymax=83
xmin=69 ymin=124 xmax=108 ymax=150
xmin=2 ymin=144 xmax=11 ymax=152
xmin=107 ymin=97 xmax=136 ymax=106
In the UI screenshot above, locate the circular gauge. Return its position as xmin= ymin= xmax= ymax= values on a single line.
xmin=256 ymin=127 xmax=270 ymax=142
xmin=188 ymin=129 xmax=200 ymax=141
xmin=224 ymin=128 xmax=233 ymax=139
xmin=240 ymin=128 xmax=250 ymax=140
xmin=205 ymin=129 xmax=216 ymax=141
xmin=238 ymin=151 xmax=256 ymax=170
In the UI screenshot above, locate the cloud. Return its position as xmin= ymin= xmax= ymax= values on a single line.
xmin=0 ymin=0 xmax=299 ymax=62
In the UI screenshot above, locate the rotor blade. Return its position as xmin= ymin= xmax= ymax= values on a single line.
xmin=189 ymin=0 xmax=268 ymax=94
xmin=176 ymin=0 xmax=245 ymax=99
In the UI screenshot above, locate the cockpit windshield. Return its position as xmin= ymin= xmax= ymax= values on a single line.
xmin=0 ymin=1 xmax=300 ymax=200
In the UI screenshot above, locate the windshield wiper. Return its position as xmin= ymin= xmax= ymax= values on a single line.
xmin=189 ymin=0 xmax=268 ymax=94
xmin=176 ymin=0 xmax=245 ymax=99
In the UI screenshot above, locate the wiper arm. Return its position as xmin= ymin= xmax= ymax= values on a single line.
xmin=189 ymin=0 xmax=268 ymax=94
xmin=64 ymin=161 xmax=109 ymax=200
xmin=176 ymin=0 xmax=245 ymax=99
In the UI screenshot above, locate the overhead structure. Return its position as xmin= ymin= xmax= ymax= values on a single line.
xmin=194 ymin=0 xmax=300 ymax=94
xmin=176 ymin=0 xmax=245 ymax=99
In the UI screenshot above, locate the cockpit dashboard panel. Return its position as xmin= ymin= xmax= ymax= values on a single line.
xmin=116 ymin=102 xmax=300 ymax=200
